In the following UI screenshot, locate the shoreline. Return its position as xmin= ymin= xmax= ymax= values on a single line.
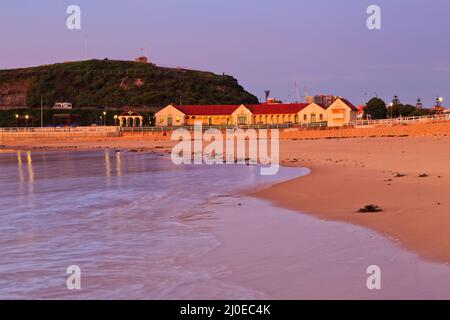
xmin=252 ymin=136 xmax=450 ymax=264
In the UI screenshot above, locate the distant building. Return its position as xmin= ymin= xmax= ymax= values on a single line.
xmin=356 ymin=105 xmax=366 ymax=119
xmin=433 ymin=96 xmax=446 ymax=114
xmin=432 ymin=106 xmax=446 ymax=114
xmin=266 ymin=98 xmax=283 ymax=104
xmin=305 ymin=95 xmax=338 ymax=107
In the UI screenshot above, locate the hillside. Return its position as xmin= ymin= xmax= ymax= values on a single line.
xmin=0 ymin=60 xmax=259 ymax=109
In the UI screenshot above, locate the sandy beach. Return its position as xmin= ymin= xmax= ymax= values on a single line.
xmin=2 ymin=124 xmax=450 ymax=264
xmin=254 ymin=136 xmax=450 ymax=264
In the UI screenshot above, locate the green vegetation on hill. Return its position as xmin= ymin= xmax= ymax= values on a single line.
xmin=0 ymin=59 xmax=259 ymax=108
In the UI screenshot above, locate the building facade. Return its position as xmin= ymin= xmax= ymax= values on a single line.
xmin=155 ymin=98 xmax=357 ymax=127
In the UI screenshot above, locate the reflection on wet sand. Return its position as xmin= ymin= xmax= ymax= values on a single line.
xmin=104 ymin=150 xmax=123 ymax=187
xmin=116 ymin=151 xmax=122 ymax=187
xmin=104 ymin=150 xmax=111 ymax=184
xmin=16 ymin=151 xmax=34 ymax=195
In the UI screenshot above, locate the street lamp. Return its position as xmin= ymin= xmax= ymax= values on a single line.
xmin=15 ymin=114 xmax=19 ymax=127
xmin=103 ymin=111 xmax=107 ymax=126
xmin=389 ymin=103 xmax=394 ymax=120
xmin=114 ymin=115 xmax=118 ymax=126
xmin=25 ymin=115 xmax=29 ymax=127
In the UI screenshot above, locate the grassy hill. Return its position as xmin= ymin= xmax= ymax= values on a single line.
xmin=0 ymin=59 xmax=259 ymax=109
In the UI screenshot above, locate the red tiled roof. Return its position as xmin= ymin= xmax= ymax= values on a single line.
xmin=170 ymin=100 xmax=356 ymax=116
xmin=357 ymin=105 xmax=365 ymax=113
xmin=247 ymin=103 xmax=309 ymax=114
xmin=337 ymin=98 xmax=358 ymax=111
xmin=173 ymin=105 xmax=240 ymax=115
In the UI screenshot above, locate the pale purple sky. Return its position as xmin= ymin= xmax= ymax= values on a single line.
xmin=1 ymin=0 xmax=449 ymax=106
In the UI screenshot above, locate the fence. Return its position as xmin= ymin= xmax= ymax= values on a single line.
xmin=1 ymin=114 xmax=450 ymax=135
xmin=121 ymin=122 xmax=359 ymax=133
xmin=0 ymin=126 xmax=119 ymax=133
xmin=353 ymin=114 xmax=450 ymax=127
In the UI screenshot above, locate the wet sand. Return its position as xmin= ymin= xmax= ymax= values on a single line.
xmin=198 ymin=196 xmax=450 ymax=299
xmin=254 ymin=136 xmax=450 ymax=264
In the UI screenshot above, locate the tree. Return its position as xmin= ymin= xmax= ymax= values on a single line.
xmin=392 ymin=95 xmax=401 ymax=106
xmin=364 ymin=97 xmax=387 ymax=119
xmin=398 ymin=104 xmax=416 ymax=117
xmin=387 ymin=104 xmax=416 ymax=118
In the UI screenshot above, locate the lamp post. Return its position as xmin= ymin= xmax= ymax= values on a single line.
xmin=151 ymin=115 xmax=155 ymax=127
xmin=41 ymin=96 xmax=44 ymax=127
xmin=15 ymin=114 xmax=19 ymax=127
xmin=25 ymin=115 xmax=29 ymax=127
xmin=114 ymin=115 xmax=118 ymax=126
xmin=103 ymin=111 xmax=107 ymax=126
xmin=389 ymin=103 xmax=394 ymax=120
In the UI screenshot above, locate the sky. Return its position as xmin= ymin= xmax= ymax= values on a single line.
xmin=1 ymin=0 xmax=449 ymax=106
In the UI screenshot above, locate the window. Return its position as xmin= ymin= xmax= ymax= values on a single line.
xmin=159 ymin=116 xmax=164 ymax=123
xmin=303 ymin=114 xmax=307 ymax=121
xmin=237 ymin=115 xmax=247 ymax=125
xmin=176 ymin=116 xmax=180 ymax=123
xmin=319 ymin=114 xmax=323 ymax=121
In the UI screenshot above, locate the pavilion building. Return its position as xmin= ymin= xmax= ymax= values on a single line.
xmin=155 ymin=98 xmax=357 ymax=127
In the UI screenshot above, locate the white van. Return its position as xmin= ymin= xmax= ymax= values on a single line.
xmin=53 ymin=102 xmax=73 ymax=110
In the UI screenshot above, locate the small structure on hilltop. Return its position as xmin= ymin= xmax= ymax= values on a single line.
xmin=135 ymin=56 xmax=148 ymax=64
xmin=118 ymin=111 xmax=144 ymax=127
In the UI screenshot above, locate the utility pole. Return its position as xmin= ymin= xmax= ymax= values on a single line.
xmin=294 ymin=81 xmax=300 ymax=103
xmin=41 ymin=96 xmax=44 ymax=127
xmin=84 ymin=37 xmax=88 ymax=60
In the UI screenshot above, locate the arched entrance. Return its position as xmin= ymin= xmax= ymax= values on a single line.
xmin=118 ymin=111 xmax=144 ymax=127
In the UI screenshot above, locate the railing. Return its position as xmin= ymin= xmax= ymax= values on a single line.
xmin=121 ymin=122 xmax=355 ymax=132
xmin=353 ymin=114 xmax=450 ymax=127
xmin=121 ymin=124 xmax=293 ymax=132
xmin=0 ymin=126 xmax=120 ymax=133
xmin=3 ymin=114 xmax=449 ymax=134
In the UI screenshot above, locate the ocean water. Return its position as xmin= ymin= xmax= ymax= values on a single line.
xmin=0 ymin=150 xmax=305 ymax=299
xmin=2 ymin=150 xmax=450 ymax=300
